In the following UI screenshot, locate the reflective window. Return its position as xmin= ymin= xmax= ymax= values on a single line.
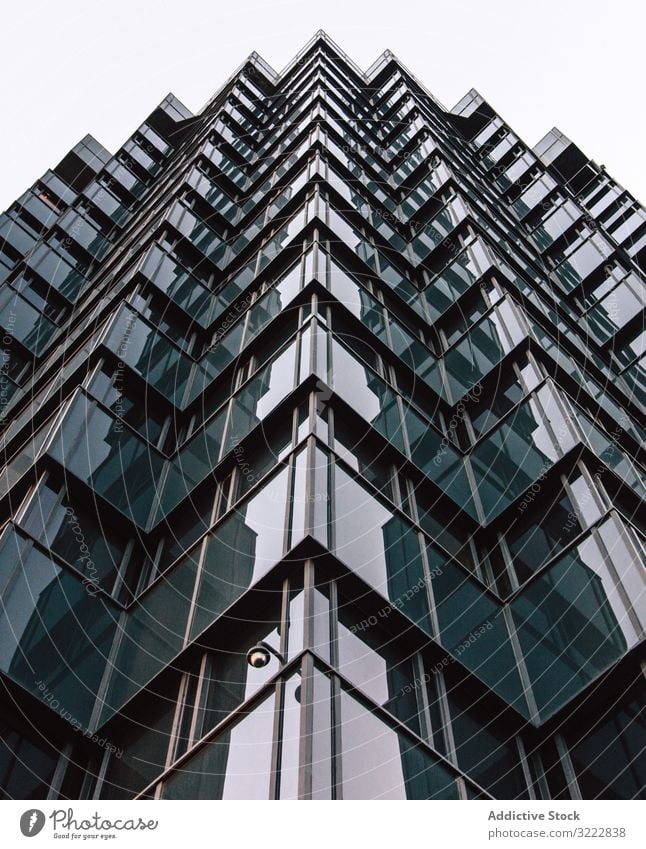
xmin=0 ymin=525 xmax=117 ymax=728
xmin=336 ymin=589 xmax=421 ymax=734
xmin=426 ymin=544 xmax=525 ymax=711
xmin=277 ymin=673 xmax=303 ymax=799
xmin=19 ymin=475 xmax=132 ymax=593
xmin=333 ymin=466 xmax=431 ymax=631
xmin=470 ymin=390 xmax=565 ymax=520
xmin=101 ymin=681 xmax=178 ymax=799
xmin=198 ymin=612 xmax=283 ymax=737
xmin=190 ymin=466 xmax=290 ymax=640
xmin=337 ymin=686 xmax=458 ymax=799
xmin=568 ymin=685 xmax=646 ymax=800
xmin=511 ymin=527 xmax=641 ymax=719
xmin=443 ymin=670 xmax=528 ymax=798
xmin=331 ymin=338 xmax=406 ymax=453
xmin=500 ymin=487 xmax=585 ymax=584
xmin=48 ymin=393 xmax=164 ymax=527
xmin=0 ymin=727 xmax=58 ymax=800
xmin=162 ymin=692 xmax=276 ymax=799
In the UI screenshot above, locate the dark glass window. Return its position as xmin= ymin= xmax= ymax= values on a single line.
xmin=336 ymin=587 xmax=421 ymax=735
xmin=162 ymin=691 xmax=277 ymax=799
xmin=443 ymin=670 xmax=528 ymax=798
xmin=337 ymin=686 xmax=458 ymax=799
xmin=568 ymin=687 xmax=646 ymax=800
xmin=100 ymin=681 xmax=179 ymax=799
xmin=0 ymin=727 xmax=58 ymax=800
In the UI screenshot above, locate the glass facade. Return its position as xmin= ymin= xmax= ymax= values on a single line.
xmin=0 ymin=33 xmax=644 ymax=801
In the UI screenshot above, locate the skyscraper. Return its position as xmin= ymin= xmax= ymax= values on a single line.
xmin=0 ymin=31 xmax=644 ymax=801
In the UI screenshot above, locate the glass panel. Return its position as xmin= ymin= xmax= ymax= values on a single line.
xmin=444 ymin=670 xmax=528 ymax=798
xmin=162 ymin=691 xmax=276 ymax=799
xmin=511 ymin=533 xmax=640 ymax=719
xmin=444 ymin=302 xmax=523 ymax=401
xmin=311 ymin=446 xmax=329 ymax=547
xmin=0 ymin=287 xmax=58 ymax=355
xmin=0 ymin=728 xmax=58 ymax=800
xmin=470 ymin=393 xmax=562 ymax=521
xmin=224 ymin=338 xmax=298 ymax=449
xmin=199 ymin=610 xmax=283 ymax=737
xmin=336 ymin=591 xmax=420 ymax=735
xmin=0 ymin=525 xmax=117 ymax=728
xmin=19 ymin=477 xmax=125 ymax=592
xmin=278 ymin=673 xmax=302 ymax=799
xmin=310 ymin=667 xmax=333 ymax=799
xmin=568 ymin=686 xmax=646 ymax=800
xmin=190 ymin=466 xmax=289 ymax=639
xmin=338 ymin=687 xmax=458 ymax=799
xmin=48 ymin=394 xmax=164 ymax=527
xmin=102 ymin=551 xmax=198 ymax=722
xmin=505 ymin=489 xmax=584 ymax=583
xmin=426 ymin=544 xmax=525 ymax=712
xmin=100 ymin=686 xmax=178 ymax=798
xmin=333 ymin=466 xmax=431 ymax=631
xmin=331 ymin=338 xmax=406 ymax=453
xmin=102 ymin=306 xmax=191 ymax=405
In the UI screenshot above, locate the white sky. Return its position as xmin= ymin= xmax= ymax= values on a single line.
xmin=1 ymin=0 xmax=644 ymax=212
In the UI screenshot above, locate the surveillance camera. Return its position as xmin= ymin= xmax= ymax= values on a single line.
xmin=245 ymin=641 xmax=287 ymax=669
xmin=246 ymin=645 xmax=271 ymax=669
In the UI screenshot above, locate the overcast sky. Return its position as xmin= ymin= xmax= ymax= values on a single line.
xmin=1 ymin=0 xmax=643 ymax=212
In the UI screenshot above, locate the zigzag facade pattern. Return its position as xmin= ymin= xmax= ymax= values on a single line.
xmin=0 ymin=33 xmax=644 ymax=800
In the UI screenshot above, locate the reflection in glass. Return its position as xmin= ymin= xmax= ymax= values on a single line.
xmin=512 ymin=533 xmax=640 ymax=718
xmin=338 ymin=688 xmax=457 ymax=799
xmin=333 ymin=466 xmax=431 ymax=631
xmin=278 ymin=673 xmax=302 ymax=799
xmin=162 ymin=692 xmax=276 ymax=799
xmin=336 ymin=593 xmax=420 ymax=735
xmin=0 ymin=525 xmax=117 ymax=728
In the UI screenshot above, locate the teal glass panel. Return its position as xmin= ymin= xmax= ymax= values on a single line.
xmin=19 ymin=477 xmax=126 ymax=592
xmin=0 ymin=288 xmax=58 ymax=355
xmin=141 ymin=245 xmax=213 ymax=326
xmin=336 ymin=593 xmax=421 ymax=735
xmin=470 ymin=395 xmax=560 ymax=521
xmin=338 ymin=687 xmax=458 ymax=799
xmin=48 ymin=394 xmax=164 ymax=527
xmin=410 ymin=200 xmax=465 ymax=263
xmin=444 ymin=300 xmax=526 ymax=401
xmin=167 ymin=202 xmax=226 ymax=267
xmin=162 ymin=691 xmax=276 ymax=799
xmin=575 ymin=410 xmax=646 ymax=497
xmin=100 ymin=687 xmax=177 ymax=799
xmin=400 ymin=404 xmax=476 ymax=515
xmin=444 ymin=670 xmax=528 ymax=798
xmin=426 ymin=544 xmax=525 ymax=712
xmin=333 ymin=466 xmax=431 ymax=631
xmin=102 ymin=306 xmax=192 ymax=405
xmin=0 ymin=525 xmax=117 ymax=728
xmin=330 ymin=338 xmax=406 ymax=453
xmin=102 ymin=549 xmax=198 ymax=723
xmin=568 ymin=686 xmax=646 ymax=800
xmin=376 ymin=253 xmax=424 ymax=318
xmin=190 ymin=466 xmax=289 ymax=639
xmin=223 ymin=338 xmax=298 ymax=451
xmin=328 ymin=259 xmax=443 ymax=396
xmin=511 ymin=534 xmax=640 ymax=719
xmin=198 ymin=619 xmax=283 ymax=741
xmin=59 ymin=212 xmax=111 ymax=260
xmin=159 ymin=410 xmax=227 ymax=517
